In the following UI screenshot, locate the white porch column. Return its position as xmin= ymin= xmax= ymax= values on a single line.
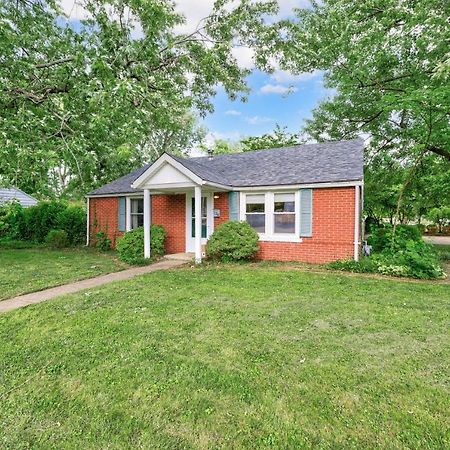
xmin=194 ymin=185 xmax=202 ymax=263
xmin=144 ymin=189 xmax=151 ymax=258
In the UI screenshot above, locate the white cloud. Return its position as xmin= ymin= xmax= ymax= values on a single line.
xmin=260 ymin=84 xmax=298 ymax=95
xmin=225 ymin=110 xmax=242 ymax=116
xmin=244 ymin=115 xmax=273 ymax=125
xmin=271 ymin=69 xmax=323 ymax=83
xmin=59 ymin=0 xmax=90 ymax=20
xmin=231 ymin=46 xmax=255 ymax=70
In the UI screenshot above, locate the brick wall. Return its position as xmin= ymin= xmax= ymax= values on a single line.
xmin=257 ymin=187 xmax=356 ymax=263
xmin=89 ymin=187 xmax=357 ymax=263
xmin=89 ymin=194 xmax=186 ymax=253
xmin=89 ymin=197 xmax=123 ymax=247
xmin=152 ymin=194 xmax=186 ymax=254
xmin=213 ymin=192 xmax=229 ymax=228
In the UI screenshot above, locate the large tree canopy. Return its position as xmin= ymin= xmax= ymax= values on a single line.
xmin=0 ymin=0 xmax=279 ymax=198
xmin=280 ymin=0 xmax=450 ymax=161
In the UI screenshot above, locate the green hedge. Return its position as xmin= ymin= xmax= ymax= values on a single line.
xmin=116 ymin=225 xmax=166 ymax=264
xmin=0 ymin=200 xmax=86 ymax=246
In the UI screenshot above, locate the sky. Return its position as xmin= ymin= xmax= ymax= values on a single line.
xmin=60 ymin=0 xmax=331 ymax=144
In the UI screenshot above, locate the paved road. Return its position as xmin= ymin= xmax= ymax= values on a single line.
xmin=423 ymin=236 xmax=450 ymax=246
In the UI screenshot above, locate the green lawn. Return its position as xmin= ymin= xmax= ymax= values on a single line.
xmin=0 ymin=248 xmax=128 ymax=300
xmin=0 ymin=265 xmax=449 ymax=449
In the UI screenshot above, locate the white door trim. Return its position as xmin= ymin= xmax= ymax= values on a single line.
xmin=185 ymin=192 xmax=214 ymax=253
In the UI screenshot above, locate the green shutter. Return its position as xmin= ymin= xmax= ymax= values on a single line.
xmin=118 ymin=197 xmax=126 ymax=231
xmin=228 ymin=191 xmax=239 ymax=221
xmin=299 ymin=189 xmax=312 ymax=237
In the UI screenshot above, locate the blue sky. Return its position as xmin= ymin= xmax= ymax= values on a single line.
xmin=203 ymin=69 xmax=329 ymax=142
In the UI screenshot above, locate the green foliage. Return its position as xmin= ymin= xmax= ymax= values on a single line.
xmin=335 ymin=224 xmax=445 ymax=279
xmin=44 ymin=229 xmax=69 ymax=249
xmin=241 ymin=125 xmax=302 ymax=152
xmin=116 ymin=225 xmax=166 ymax=264
xmin=281 ymin=1 xmax=450 ymax=163
xmin=0 ymin=200 xmax=86 ymax=245
xmin=0 ymin=237 xmax=38 ymax=249
xmin=95 ymin=231 xmax=111 ymax=252
xmin=0 ymin=201 xmax=24 ymax=240
xmin=206 ymin=221 xmax=259 ymax=262
xmin=427 ymin=207 xmax=450 ymax=233
xmin=0 ymin=0 xmax=279 ymax=198
xmin=327 ymin=258 xmax=377 ymax=274
xmin=368 ymin=224 xmax=422 ymax=253
xmin=57 ymin=206 xmax=86 ymax=245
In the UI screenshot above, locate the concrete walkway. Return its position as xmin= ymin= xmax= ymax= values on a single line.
xmin=423 ymin=235 xmax=450 ymax=246
xmin=0 ymin=255 xmax=192 ymax=314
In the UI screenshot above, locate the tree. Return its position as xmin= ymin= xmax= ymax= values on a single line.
xmin=0 ymin=0 xmax=279 ymax=198
xmin=240 ymin=124 xmax=302 ymax=151
xmin=279 ymin=0 xmax=450 ymax=161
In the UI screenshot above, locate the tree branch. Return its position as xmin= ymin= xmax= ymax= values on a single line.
xmin=35 ymin=57 xmax=74 ymax=68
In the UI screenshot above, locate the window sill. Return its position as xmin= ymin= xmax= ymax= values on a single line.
xmin=258 ymin=234 xmax=303 ymax=243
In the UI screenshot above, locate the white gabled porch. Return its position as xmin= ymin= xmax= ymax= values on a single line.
xmin=131 ymin=153 xmax=230 ymax=263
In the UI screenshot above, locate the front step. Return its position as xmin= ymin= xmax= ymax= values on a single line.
xmin=164 ymin=253 xmax=194 ymax=262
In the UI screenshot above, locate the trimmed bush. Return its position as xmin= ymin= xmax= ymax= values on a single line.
xmin=206 ymin=221 xmax=259 ymax=262
xmin=25 ymin=201 xmax=67 ymax=242
xmin=116 ymin=225 xmax=166 ymax=264
xmin=45 ymin=229 xmax=69 ymax=249
xmin=0 ymin=201 xmax=24 ymax=240
xmin=368 ymin=223 xmax=422 ymax=252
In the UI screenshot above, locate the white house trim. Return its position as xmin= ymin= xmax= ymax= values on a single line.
xmin=132 ymin=154 xmax=204 ymax=188
xmin=86 ymin=197 xmax=90 ymax=246
xmin=143 ymin=189 xmax=151 ymax=258
xmin=234 ymin=180 xmax=363 ymax=191
xmin=354 ymin=185 xmax=360 ymax=261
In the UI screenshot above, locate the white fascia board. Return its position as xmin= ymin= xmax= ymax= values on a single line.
xmin=132 ymin=153 xmax=203 ymax=188
xmin=233 ymin=180 xmax=363 ymax=191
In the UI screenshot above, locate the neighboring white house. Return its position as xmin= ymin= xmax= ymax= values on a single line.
xmin=0 ymin=187 xmax=38 ymax=207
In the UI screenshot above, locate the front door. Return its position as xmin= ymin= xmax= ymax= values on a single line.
xmin=186 ymin=193 xmax=213 ymax=253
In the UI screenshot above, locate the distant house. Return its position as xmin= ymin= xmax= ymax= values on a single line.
xmin=0 ymin=187 xmax=38 ymax=208
xmin=86 ymin=139 xmax=364 ymax=264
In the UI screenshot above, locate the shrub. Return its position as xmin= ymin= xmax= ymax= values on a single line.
xmin=116 ymin=225 xmax=166 ymax=264
xmin=57 ymin=206 xmax=86 ymax=245
xmin=0 ymin=201 xmax=24 ymax=239
xmin=0 ymin=237 xmax=37 ymax=249
xmin=96 ymin=231 xmax=111 ymax=251
xmin=45 ymin=229 xmax=69 ymax=249
xmin=427 ymin=207 xmax=450 ymax=233
xmin=327 ymin=257 xmax=377 ymax=273
xmin=25 ymin=201 xmax=67 ymax=242
xmin=368 ymin=223 xmax=422 ymax=252
xmin=206 ymin=221 xmax=259 ymax=262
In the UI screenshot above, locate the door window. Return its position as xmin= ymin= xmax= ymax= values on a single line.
xmin=191 ymin=197 xmax=207 ymax=238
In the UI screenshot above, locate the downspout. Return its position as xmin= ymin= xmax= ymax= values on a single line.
xmin=354 ymin=185 xmax=360 ymax=261
xmin=86 ymin=196 xmax=90 ymax=246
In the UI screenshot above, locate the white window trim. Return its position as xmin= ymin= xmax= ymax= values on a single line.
xmin=240 ymin=191 xmax=303 ymax=243
xmin=127 ymin=196 xmax=144 ymax=230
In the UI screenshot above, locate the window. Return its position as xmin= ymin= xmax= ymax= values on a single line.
xmin=245 ymin=194 xmax=265 ymax=233
xmin=241 ymin=191 xmax=302 ymax=242
xmin=191 ymin=197 xmax=207 ymax=238
xmin=130 ymin=198 xmax=144 ymax=229
xmin=274 ymin=193 xmax=295 ymax=233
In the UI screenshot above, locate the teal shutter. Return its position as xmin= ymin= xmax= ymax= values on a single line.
xmin=118 ymin=197 xmax=126 ymax=231
xmin=299 ymin=189 xmax=312 ymax=237
xmin=228 ymin=191 xmax=239 ymax=221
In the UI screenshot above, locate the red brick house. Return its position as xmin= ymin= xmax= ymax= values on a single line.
xmin=86 ymin=139 xmax=363 ymax=263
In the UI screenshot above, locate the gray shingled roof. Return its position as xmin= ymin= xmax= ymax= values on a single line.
xmin=0 ymin=187 xmax=38 ymax=207
xmin=87 ymin=139 xmax=363 ymax=196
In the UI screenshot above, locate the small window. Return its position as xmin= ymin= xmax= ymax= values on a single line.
xmin=246 ymin=194 xmax=265 ymax=233
xmin=274 ymin=193 xmax=295 ymax=234
xmin=130 ymin=198 xmax=144 ymax=229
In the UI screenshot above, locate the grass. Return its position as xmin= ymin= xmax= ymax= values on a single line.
xmin=434 ymin=244 xmax=450 ymax=262
xmin=0 ymin=247 xmax=128 ymax=300
xmin=0 ymin=265 xmax=449 ymax=449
